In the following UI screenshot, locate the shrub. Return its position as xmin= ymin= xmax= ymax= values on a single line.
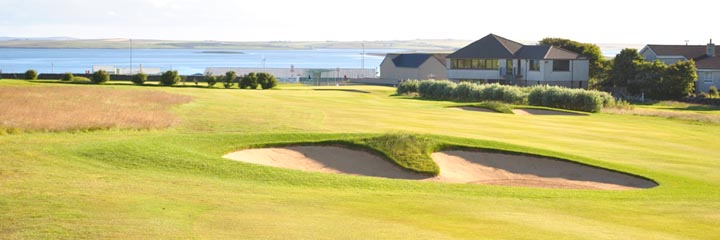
xmin=397 ymin=80 xmax=420 ymax=95
xmin=418 ymin=80 xmax=456 ymax=100
xmin=709 ymin=86 xmax=719 ymax=98
xmin=24 ymin=69 xmax=38 ymax=80
xmin=204 ymin=73 xmax=218 ymax=87
xmin=222 ymin=71 xmax=236 ymax=88
xmin=91 ymin=70 xmax=110 ymax=84
xmin=240 ymin=72 xmax=258 ymax=89
xmin=61 ymin=72 xmax=74 ymax=81
xmin=403 ymin=80 xmax=614 ymax=112
xmin=452 ymin=82 xmax=476 ymax=101
xmin=131 ymin=72 xmax=147 ymax=85
xmin=528 ymin=85 xmax=603 ymax=112
xmin=257 ymin=72 xmax=278 ymax=89
xmin=159 ymin=70 xmax=180 ymax=86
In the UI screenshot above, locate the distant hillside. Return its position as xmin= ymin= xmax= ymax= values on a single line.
xmin=0 ymin=38 xmax=472 ymax=51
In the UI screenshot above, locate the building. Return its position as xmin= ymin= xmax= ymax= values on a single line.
xmin=380 ymin=53 xmax=448 ymax=81
xmin=204 ymin=67 xmax=376 ymax=83
xmin=639 ymin=40 xmax=719 ymax=92
xmin=447 ymin=34 xmax=589 ymax=88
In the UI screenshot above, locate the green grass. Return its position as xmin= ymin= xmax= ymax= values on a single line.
xmin=1 ymin=80 xmax=719 ymax=239
xmin=454 ymin=101 xmax=514 ymax=114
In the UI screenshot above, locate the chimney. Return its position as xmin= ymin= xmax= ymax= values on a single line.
xmin=708 ymin=39 xmax=716 ymax=57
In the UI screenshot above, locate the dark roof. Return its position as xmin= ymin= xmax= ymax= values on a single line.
xmin=448 ymin=34 xmax=585 ymax=60
xmin=390 ymin=53 xmax=449 ymax=68
xmin=645 ymin=44 xmax=720 ymax=69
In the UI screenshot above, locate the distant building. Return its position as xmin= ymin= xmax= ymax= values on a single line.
xmin=92 ymin=65 xmax=161 ymax=75
xmin=447 ymin=34 xmax=589 ymax=88
xmin=380 ymin=53 xmax=449 ymax=81
xmin=639 ymin=40 xmax=719 ymax=92
xmin=204 ymin=67 xmax=376 ymax=83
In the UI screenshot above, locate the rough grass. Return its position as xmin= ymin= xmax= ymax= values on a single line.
xmin=469 ymin=101 xmax=514 ymax=113
xmin=603 ymin=107 xmax=720 ymax=124
xmin=0 ymin=86 xmax=192 ymax=133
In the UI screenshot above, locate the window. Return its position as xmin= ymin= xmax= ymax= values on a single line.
xmin=450 ymin=59 xmax=498 ymax=70
xmin=702 ymin=72 xmax=713 ymax=83
xmin=552 ymin=60 xmax=570 ymax=71
xmin=529 ymin=60 xmax=540 ymax=71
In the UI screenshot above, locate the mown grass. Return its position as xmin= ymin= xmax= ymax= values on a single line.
xmin=1 ymin=80 xmax=719 ymax=239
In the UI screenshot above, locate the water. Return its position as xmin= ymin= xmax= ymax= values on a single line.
xmin=0 ymin=47 xmax=622 ymax=75
xmin=0 ymin=48 xmax=393 ymax=75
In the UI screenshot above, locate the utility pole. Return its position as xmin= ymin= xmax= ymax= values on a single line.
xmin=361 ymin=43 xmax=365 ymax=78
xmin=130 ymin=38 xmax=133 ymax=75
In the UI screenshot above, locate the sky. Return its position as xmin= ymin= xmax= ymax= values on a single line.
xmin=0 ymin=0 xmax=718 ymax=45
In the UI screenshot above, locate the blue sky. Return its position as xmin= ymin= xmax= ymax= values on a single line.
xmin=0 ymin=0 xmax=717 ymax=45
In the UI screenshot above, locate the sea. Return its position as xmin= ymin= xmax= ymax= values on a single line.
xmin=0 ymin=47 xmax=622 ymax=75
xmin=0 ymin=48 xmax=393 ymax=75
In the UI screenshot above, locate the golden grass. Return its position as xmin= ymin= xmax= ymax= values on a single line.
xmin=602 ymin=107 xmax=720 ymax=124
xmin=0 ymin=86 xmax=192 ymax=132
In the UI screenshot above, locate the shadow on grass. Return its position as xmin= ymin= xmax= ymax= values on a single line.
xmin=313 ymin=89 xmax=371 ymax=94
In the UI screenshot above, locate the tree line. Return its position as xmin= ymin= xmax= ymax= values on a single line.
xmin=539 ymin=38 xmax=697 ymax=100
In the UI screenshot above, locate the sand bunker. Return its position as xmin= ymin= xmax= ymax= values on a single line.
xmin=431 ymin=151 xmax=656 ymax=190
xmin=512 ymin=108 xmax=586 ymax=116
xmin=224 ymin=146 xmax=656 ymax=190
xmin=453 ymin=106 xmax=497 ymax=113
xmin=223 ymin=146 xmax=427 ymax=179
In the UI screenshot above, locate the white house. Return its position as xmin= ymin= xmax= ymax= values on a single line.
xmin=639 ymin=40 xmax=719 ymax=92
xmin=447 ymin=34 xmax=590 ymax=88
xmin=380 ymin=53 xmax=449 ymax=81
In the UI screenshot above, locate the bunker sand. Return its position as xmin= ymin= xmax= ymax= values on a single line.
xmin=223 ymin=147 xmax=656 ymax=190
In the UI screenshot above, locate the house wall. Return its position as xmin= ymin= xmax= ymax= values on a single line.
xmin=697 ymin=69 xmax=720 ymax=92
xmin=417 ymin=58 xmax=447 ymax=80
xmin=381 ymin=55 xmax=447 ymax=81
xmin=656 ymin=57 xmax=687 ymax=65
xmin=541 ymin=60 xmax=588 ymax=82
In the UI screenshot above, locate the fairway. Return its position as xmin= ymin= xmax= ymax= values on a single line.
xmin=1 ymin=80 xmax=719 ymax=239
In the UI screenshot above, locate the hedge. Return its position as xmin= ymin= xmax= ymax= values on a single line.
xmin=397 ymin=80 xmax=615 ymax=112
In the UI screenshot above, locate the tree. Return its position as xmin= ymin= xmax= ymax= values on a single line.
xmin=663 ymin=60 xmax=696 ymax=99
xmin=159 ymin=70 xmax=180 ymax=86
xmin=223 ymin=71 xmax=236 ymax=88
xmin=609 ymin=48 xmax=644 ymax=88
xmin=204 ymin=73 xmax=218 ymax=87
xmin=24 ymin=69 xmax=38 ymax=80
xmin=539 ymin=38 xmax=609 ymax=84
xmin=257 ymin=72 xmax=278 ymax=89
xmin=630 ymin=59 xmax=696 ymax=100
xmin=91 ymin=70 xmax=110 ymax=84
xmin=239 ymin=72 xmax=258 ymax=89
xmin=131 ymin=72 xmax=147 ymax=85
xmin=61 ymin=72 xmax=74 ymax=81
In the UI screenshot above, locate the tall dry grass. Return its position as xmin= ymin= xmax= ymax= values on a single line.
xmin=602 ymin=107 xmax=720 ymax=124
xmin=0 ymin=86 xmax=192 ymax=133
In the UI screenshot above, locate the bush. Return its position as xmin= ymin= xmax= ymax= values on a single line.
xmin=257 ymin=72 xmax=278 ymax=89
xmin=91 ymin=70 xmax=110 ymax=84
xmin=397 ymin=80 xmax=420 ymax=95
xmin=528 ymin=85 xmax=604 ymax=112
xmin=204 ymin=73 xmax=218 ymax=87
xmin=403 ymin=80 xmax=613 ymax=112
xmin=709 ymin=86 xmax=719 ymax=98
xmin=240 ymin=72 xmax=258 ymax=89
xmin=418 ymin=80 xmax=456 ymax=100
xmin=24 ymin=70 xmax=38 ymax=80
xmin=60 ymin=72 xmax=73 ymax=81
xmin=131 ymin=72 xmax=147 ymax=85
xmin=159 ymin=70 xmax=180 ymax=86
xmin=223 ymin=71 xmax=236 ymax=88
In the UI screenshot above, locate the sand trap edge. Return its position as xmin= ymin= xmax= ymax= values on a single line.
xmin=436 ymin=147 xmax=658 ymax=189
xmin=223 ymin=143 xmax=434 ymax=180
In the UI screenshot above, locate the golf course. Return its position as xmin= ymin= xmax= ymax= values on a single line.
xmin=1 ymin=79 xmax=719 ymax=239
